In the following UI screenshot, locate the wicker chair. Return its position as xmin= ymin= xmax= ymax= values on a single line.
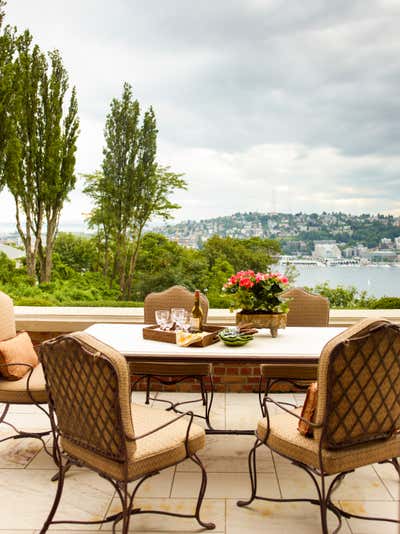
xmin=132 ymin=285 xmax=215 ymax=428
xmin=239 ymin=318 xmax=400 ymax=533
xmin=259 ymin=287 xmax=330 ymax=415
xmin=0 ymin=291 xmax=50 ymax=448
xmin=39 ymin=332 xmax=215 ymax=533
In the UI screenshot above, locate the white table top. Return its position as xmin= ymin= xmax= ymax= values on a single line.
xmin=85 ymin=324 xmax=345 ymax=364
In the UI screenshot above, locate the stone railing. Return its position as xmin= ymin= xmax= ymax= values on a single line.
xmin=18 ymin=306 xmax=400 ymax=393
xmin=15 ymin=305 xmax=400 ymax=332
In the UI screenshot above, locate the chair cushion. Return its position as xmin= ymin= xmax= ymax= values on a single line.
xmin=61 ymin=403 xmax=205 ymax=481
xmin=0 ymin=291 xmax=16 ymax=341
xmin=0 ymin=362 xmax=47 ymax=403
xmin=257 ymin=409 xmax=400 ymax=475
xmin=0 ymin=332 xmax=39 ymax=380
xmin=131 ymin=361 xmax=212 ymax=376
xmin=298 ymin=382 xmax=318 ymax=437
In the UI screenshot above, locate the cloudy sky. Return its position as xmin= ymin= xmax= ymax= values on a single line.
xmin=2 ymin=0 xmax=400 ymax=226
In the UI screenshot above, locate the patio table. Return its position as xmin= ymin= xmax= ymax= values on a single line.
xmin=86 ymin=324 xmax=344 ymax=364
xmin=85 ymin=324 xmax=345 ymax=434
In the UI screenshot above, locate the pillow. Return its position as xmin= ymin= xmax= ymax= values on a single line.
xmin=298 ymin=382 xmax=318 ymax=437
xmin=0 ymin=332 xmax=39 ymax=381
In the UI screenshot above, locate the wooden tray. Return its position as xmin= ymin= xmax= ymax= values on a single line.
xmin=143 ymin=324 xmax=222 ymax=347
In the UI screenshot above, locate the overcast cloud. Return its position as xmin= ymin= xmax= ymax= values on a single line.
xmin=1 ymin=0 xmax=400 ymax=225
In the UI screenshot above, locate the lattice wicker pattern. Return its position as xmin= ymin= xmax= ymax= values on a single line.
xmin=325 ymin=323 xmax=400 ymax=449
xmin=41 ymin=336 xmax=126 ymax=462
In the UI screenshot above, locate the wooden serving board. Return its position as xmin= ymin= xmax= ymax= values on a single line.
xmin=142 ymin=324 xmax=222 ymax=347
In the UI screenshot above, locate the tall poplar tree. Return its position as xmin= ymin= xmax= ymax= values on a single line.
xmin=0 ymin=0 xmax=16 ymax=188
xmin=85 ymin=83 xmax=186 ymax=298
xmin=2 ymin=30 xmax=79 ymax=281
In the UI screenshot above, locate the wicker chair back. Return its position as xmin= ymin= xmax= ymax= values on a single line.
xmin=40 ymin=333 xmax=135 ymax=462
xmin=281 ymin=287 xmax=329 ymax=327
xmin=144 ymin=285 xmax=209 ymax=323
xmin=317 ymin=318 xmax=400 ymax=449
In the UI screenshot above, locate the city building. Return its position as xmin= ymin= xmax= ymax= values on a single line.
xmin=312 ymin=241 xmax=342 ymax=260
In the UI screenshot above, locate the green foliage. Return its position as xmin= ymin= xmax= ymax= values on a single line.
xmin=202 ymin=235 xmax=280 ymax=273
xmin=371 ymin=297 xmax=400 ymax=309
xmin=53 ymin=233 xmax=97 ymax=272
xmin=131 ymin=232 xmax=209 ymax=300
xmin=84 ymin=83 xmax=186 ymax=299
xmin=305 ymin=282 xmax=376 ymax=309
xmin=0 ymin=26 xmax=79 ymax=281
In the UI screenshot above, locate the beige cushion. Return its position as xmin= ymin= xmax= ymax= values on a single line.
xmin=131 ymin=361 xmax=212 ymax=376
xmin=61 ymin=403 xmax=205 ymax=481
xmin=298 ymin=382 xmax=318 ymax=436
xmin=257 ymin=409 xmax=400 ymax=475
xmin=0 ymin=363 xmax=47 ymax=403
xmin=0 ymin=291 xmax=16 ymax=342
xmin=0 ymin=332 xmax=39 ymax=380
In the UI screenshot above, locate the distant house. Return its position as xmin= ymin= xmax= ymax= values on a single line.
xmin=0 ymin=243 xmax=25 ymax=266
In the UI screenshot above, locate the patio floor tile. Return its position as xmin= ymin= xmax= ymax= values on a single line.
xmin=0 ymin=393 xmax=398 ymax=533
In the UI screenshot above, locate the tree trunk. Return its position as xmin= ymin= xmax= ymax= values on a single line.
xmin=39 ymin=213 xmax=58 ymax=283
xmin=125 ymin=226 xmax=143 ymax=300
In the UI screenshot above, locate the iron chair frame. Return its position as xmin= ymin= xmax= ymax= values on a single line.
xmin=132 ymin=285 xmax=215 ymax=428
xmin=39 ymin=335 xmax=216 ymax=534
xmin=0 ymin=361 xmax=52 ymax=454
xmin=239 ymin=321 xmax=400 ymax=534
xmin=132 ymin=370 xmax=215 ymax=429
xmin=258 ymin=287 xmax=329 ymax=415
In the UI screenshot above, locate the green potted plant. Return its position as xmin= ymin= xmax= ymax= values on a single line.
xmin=222 ymin=270 xmax=290 ymax=337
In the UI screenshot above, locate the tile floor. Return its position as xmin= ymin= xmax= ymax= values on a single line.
xmin=0 ymin=392 xmax=398 ymax=533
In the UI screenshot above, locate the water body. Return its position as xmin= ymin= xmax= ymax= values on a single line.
xmin=1 ymin=222 xmax=399 ymax=297
xmin=287 ymin=265 xmax=400 ymax=298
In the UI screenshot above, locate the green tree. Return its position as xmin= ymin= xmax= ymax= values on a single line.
xmin=85 ymin=83 xmax=186 ymax=299
xmin=2 ymin=31 xmax=79 ymax=281
xmin=0 ymin=1 xmax=16 ymax=189
xmin=306 ymin=282 xmax=375 ymax=308
xmin=53 ymin=232 xmax=97 ymax=272
xmin=203 ymin=235 xmax=280 ymax=274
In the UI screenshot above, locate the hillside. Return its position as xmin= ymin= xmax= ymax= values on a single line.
xmin=154 ymin=212 xmax=400 ymax=253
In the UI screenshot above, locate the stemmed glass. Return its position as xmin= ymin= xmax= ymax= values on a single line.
xmin=155 ymin=309 xmax=170 ymax=330
xmin=171 ymin=308 xmax=192 ymax=331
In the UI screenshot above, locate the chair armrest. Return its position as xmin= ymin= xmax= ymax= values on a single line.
xmin=0 ymin=361 xmax=34 ymax=373
xmin=126 ymin=410 xmax=195 ymax=457
xmin=260 ymin=395 xmax=322 ymax=444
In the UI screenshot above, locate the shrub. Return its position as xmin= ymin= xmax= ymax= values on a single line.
xmin=371 ymin=297 xmax=400 ymax=309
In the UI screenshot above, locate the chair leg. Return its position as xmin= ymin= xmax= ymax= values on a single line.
xmin=204 ymin=375 xmax=215 ymax=430
xmin=390 ymin=457 xmax=400 ymax=478
xmin=319 ymin=474 xmax=329 ymax=534
xmin=190 ymin=453 xmax=216 ymax=530
xmin=0 ymin=403 xmax=9 ymax=424
xmin=200 ymin=377 xmax=207 ymax=406
xmin=145 ymin=376 xmax=151 ymax=404
xmin=39 ymin=459 xmax=67 ymax=533
xmin=120 ymin=482 xmax=132 ymax=534
xmin=258 ymin=376 xmax=271 ymax=416
xmin=237 ymin=439 xmax=263 ymax=507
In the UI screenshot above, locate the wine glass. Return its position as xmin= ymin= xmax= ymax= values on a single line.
xmin=155 ymin=309 xmax=170 ymax=330
xmin=179 ymin=310 xmax=191 ymax=332
xmin=171 ymin=308 xmax=186 ymax=329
